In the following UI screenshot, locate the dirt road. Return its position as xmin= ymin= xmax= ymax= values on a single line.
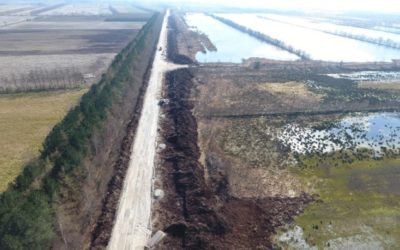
xmin=108 ymin=10 xmax=185 ymax=250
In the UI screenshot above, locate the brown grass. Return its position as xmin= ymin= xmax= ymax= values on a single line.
xmin=358 ymin=81 xmax=400 ymax=90
xmin=0 ymin=89 xmax=86 ymax=192
xmin=257 ymin=81 xmax=323 ymax=100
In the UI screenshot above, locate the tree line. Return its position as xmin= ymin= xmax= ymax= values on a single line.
xmin=327 ymin=30 xmax=400 ymax=50
xmin=257 ymin=15 xmax=400 ymax=51
xmin=0 ymin=68 xmax=86 ymax=93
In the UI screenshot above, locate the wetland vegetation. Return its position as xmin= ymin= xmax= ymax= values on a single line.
xmin=215 ymin=110 xmax=400 ymax=249
xmin=190 ymin=58 xmax=400 ymax=248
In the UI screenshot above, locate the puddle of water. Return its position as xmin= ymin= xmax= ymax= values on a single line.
xmin=328 ymin=71 xmax=400 ymax=82
xmin=279 ymin=113 xmax=400 ymax=155
xmin=184 ymin=13 xmax=298 ymax=63
xmin=277 ymin=226 xmax=317 ymax=250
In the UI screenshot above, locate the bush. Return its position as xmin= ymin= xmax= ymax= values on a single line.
xmin=0 ymin=191 xmax=54 ymax=250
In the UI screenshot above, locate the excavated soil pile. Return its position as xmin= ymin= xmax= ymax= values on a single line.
xmin=155 ymin=68 xmax=315 ymax=249
xmin=167 ymin=15 xmax=195 ymax=65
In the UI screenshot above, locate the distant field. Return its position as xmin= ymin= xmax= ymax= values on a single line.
xmin=39 ymin=3 xmax=112 ymax=16
xmin=0 ymin=16 xmax=31 ymax=27
xmin=0 ymin=13 xmax=144 ymax=92
xmin=7 ymin=20 xmax=145 ymax=30
xmin=110 ymin=4 xmax=151 ymax=14
xmin=0 ymin=89 xmax=86 ymax=192
xmin=0 ymin=53 xmax=115 ymax=92
xmin=0 ymin=4 xmax=34 ymax=13
xmin=0 ymin=29 xmax=139 ymax=54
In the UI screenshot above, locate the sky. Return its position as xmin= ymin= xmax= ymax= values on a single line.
xmin=155 ymin=0 xmax=400 ymax=13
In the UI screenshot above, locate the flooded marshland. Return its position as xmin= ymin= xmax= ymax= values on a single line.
xmin=260 ymin=13 xmax=400 ymax=43
xmin=219 ymin=13 xmax=400 ymax=62
xmin=185 ymin=12 xmax=400 ymax=62
xmin=184 ymin=13 xmax=299 ymax=63
xmin=279 ymin=112 xmax=400 ymax=155
xmin=177 ymin=10 xmax=400 ymax=249
xmin=328 ymin=71 xmax=400 ymax=81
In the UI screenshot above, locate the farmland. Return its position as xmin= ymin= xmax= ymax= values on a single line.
xmin=0 ymin=2 xmax=149 ymax=93
xmin=0 ymin=2 xmax=151 ymax=190
xmin=0 ymin=89 xmax=86 ymax=192
xmin=38 ymin=3 xmax=112 ymax=16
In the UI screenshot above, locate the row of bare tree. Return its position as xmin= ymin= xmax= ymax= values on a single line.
xmin=328 ymin=30 xmax=400 ymax=49
xmin=210 ymin=14 xmax=311 ymax=60
xmin=0 ymin=67 xmax=87 ymax=93
xmin=257 ymin=15 xmax=400 ymax=50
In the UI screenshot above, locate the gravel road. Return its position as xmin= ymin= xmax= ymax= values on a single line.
xmin=108 ymin=10 xmax=185 ymax=250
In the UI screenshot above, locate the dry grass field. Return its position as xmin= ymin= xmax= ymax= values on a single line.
xmin=358 ymin=81 xmax=400 ymax=90
xmin=0 ymin=89 xmax=86 ymax=192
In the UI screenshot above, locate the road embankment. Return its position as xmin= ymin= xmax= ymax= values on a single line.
xmin=106 ymin=10 xmax=187 ymax=250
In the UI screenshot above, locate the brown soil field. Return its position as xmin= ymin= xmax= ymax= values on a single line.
xmin=0 ymin=29 xmax=138 ymax=55
xmin=0 ymin=20 xmax=144 ymax=92
xmin=0 ymin=2 xmax=147 ymax=92
xmin=0 ymin=53 xmax=115 ymax=92
xmin=7 ymin=21 xmax=145 ymax=30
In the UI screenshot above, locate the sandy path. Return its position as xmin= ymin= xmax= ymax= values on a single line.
xmin=108 ymin=10 xmax=185 ymax=250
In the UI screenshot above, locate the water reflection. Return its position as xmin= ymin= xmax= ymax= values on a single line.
xmin=184 ymin=13 xmax=299 ymax=63
xmin=261 ymin=14 xmax=400 ymax=43
xmin=279 ymin=113 xmax=400 ymax=155
xmin=328 ymin=71 xmax=400 ymax=81
xmin=218 ymin=13 xmax=400 ymax=62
